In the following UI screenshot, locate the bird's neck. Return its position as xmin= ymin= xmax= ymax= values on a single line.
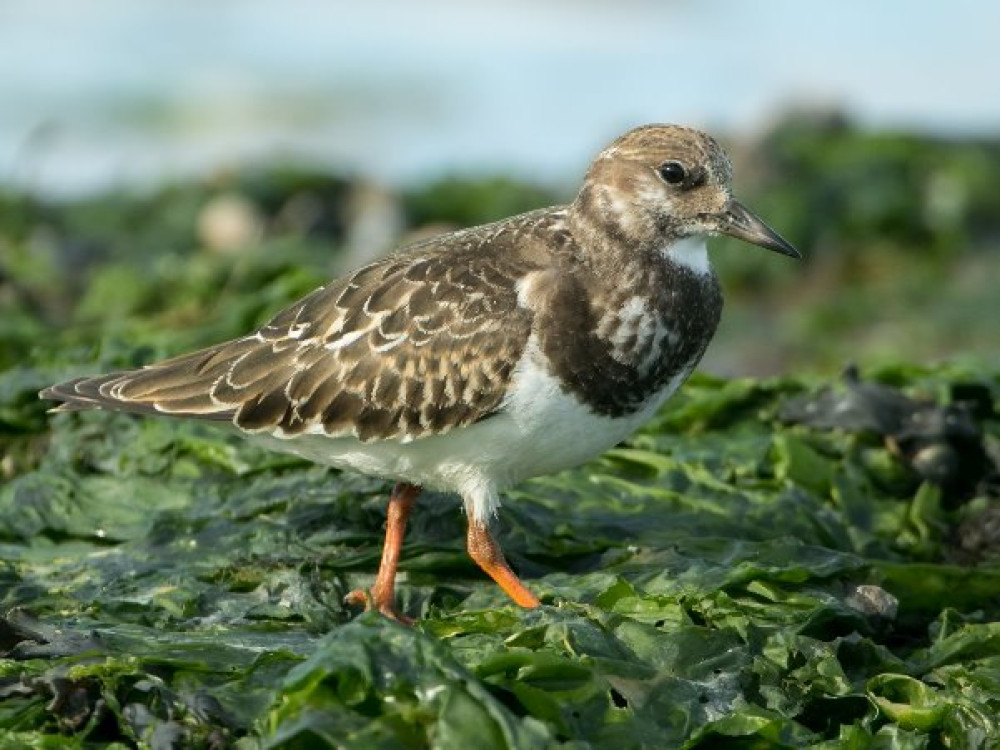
xmin=568 ymin=184 xmax=654 ymax=254
xmin=565 ymin=187 xmax=712 ymax=282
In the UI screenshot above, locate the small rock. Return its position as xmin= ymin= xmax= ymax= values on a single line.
xmin=844 ymin=584 xmax=899 ymax=620
xmin=953 ymin=503 xmax=1000 ymax=564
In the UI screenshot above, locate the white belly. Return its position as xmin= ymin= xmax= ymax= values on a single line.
xmin=248 ymin=345 xmax=692 ymax=523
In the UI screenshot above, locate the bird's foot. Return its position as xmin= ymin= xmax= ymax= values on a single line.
xmin=344 ymin=587 xmax=414 ymax=626
xmin=466 ymin=520 xmax=541 ymax=609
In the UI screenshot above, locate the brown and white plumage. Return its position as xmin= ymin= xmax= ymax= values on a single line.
xmin=41 ymin=125 xmax=800 ymax=619
xmin=43 ymin=218 xmax=547 ymax=442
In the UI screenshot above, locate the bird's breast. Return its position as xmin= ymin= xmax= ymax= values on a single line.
xmin=534 ymin=261 xmax=722 ymax=418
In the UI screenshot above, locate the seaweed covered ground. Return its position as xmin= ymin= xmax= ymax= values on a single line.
xmin=3 ymin=364 xmax=1000 ymax=749
xmin=2 ymin=118 xmax=1000 ymax=748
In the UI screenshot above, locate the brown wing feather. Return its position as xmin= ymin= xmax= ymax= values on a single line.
xmin=40 ymin=246 xmax=537 ymax=442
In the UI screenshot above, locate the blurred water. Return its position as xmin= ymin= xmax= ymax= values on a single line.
xmin=2 ymin=0 xmax=999 ymax=195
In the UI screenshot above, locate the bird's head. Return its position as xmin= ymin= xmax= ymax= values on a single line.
xmin=574 ymin=124 xmax=800 ymax=259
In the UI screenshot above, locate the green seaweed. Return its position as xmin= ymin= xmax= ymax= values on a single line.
xmin=3 ymin=361 xmax=999 ymax=748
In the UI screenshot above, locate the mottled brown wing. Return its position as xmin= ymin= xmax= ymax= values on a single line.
xmin=41 ymin=251 xmax=534 ymax=442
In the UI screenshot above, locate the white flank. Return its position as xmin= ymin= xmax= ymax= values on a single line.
xmin=658 ymin=235 xmax=710 ymax=276
xmin=247 ymin=337 xmax=693 ymax=523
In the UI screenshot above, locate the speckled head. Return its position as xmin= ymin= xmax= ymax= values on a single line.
xmin=573 ymin=124 xmax=800 ymax=259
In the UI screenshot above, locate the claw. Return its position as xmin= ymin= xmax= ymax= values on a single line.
xmin=344 ymin=586 xmax=414 ymax=625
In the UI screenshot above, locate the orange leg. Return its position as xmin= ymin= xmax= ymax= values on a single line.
xmin=345 ymin=482 xmax=420 ymax=624
xmin=467 ymin=519 xmax=540 ymax=609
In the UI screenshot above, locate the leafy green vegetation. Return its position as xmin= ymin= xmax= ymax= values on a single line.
xmin=3 ymin=366 xmax=999 ymax=748
xmin=2 ymin=117 xmax=1000 ymax=747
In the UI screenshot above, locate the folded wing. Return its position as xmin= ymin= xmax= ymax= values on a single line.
xmin=41 ymin=251 xmax=534 ymax=442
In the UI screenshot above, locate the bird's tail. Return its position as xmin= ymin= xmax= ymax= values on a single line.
xmin=39 ymin=344 xmax=243 ymax=422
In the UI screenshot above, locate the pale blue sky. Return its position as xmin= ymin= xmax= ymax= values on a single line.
xmin=2 ymin=0 xmax=998 ymax=194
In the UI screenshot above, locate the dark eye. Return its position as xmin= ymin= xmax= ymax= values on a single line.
xmin=657 ymin=161 xmax=686 ymax=185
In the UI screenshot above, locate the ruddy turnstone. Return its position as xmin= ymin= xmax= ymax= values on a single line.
xmin=40 ymin=124 xmax=800 ymax=622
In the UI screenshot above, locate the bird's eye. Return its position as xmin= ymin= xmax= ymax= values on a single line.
xmin=657 ymin=161 xmax=686 ymax=185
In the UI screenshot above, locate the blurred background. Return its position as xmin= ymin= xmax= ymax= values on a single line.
xmin=1 ymin=0 xmax=999 ymax=378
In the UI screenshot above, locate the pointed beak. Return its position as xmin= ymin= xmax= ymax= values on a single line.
xmin=716 ymin=200 xmax=801 ymax=259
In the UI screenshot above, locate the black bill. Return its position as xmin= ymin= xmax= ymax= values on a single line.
xmin=718 ymin=200 xmax=801 ymax=258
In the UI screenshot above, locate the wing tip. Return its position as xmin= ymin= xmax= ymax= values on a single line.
xmin=39 ymin=377 xmax=104 ymax=413
xmin=39 ymin=372 xmax=238 ymax=422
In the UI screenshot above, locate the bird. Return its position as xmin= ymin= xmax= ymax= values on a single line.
xmin=40 ymin=124 xmax=800 ymax=623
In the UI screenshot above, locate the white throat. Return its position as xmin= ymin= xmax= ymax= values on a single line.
xmin=658 ymin=236 xmax=710 ymax=276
